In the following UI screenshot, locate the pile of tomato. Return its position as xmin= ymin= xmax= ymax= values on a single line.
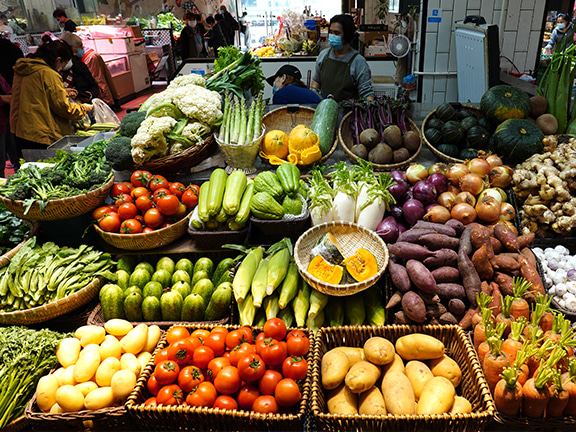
xmin=93 ymin=170 xmax=199 ymax=234
xmin=144 ymin=319 xmax=310 ymax=414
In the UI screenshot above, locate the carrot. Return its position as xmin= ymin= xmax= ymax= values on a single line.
xmin=555 ymin=320 xmax=576 ymax=373
xmin=534 ymin=293 xmax=554 ymax=332
xmin=522 ymin=364 xmax=554 ymax=418
xmin=527 ymin=339 xmax=555 ymax=378
xmin=494 ymin=365 xmax=523 ymax=415
xmin=562 ymin=358 xmax=576 ymax=416
xmin=546 ymin=368 xmax=569 ymax=417
xmin=495 ymin=295 xmax=513 ymax=338
xmin=517 ymin=363 xmax=530 ymax=387
xmin=478 ymin=340 xmax=490 ymax=365
xmin=543 ymin=312 xmax=564 ymax=343
xmin=474 ymin=306 xmax=493 ymax=351
xmin=509 ymin=277 xmax=531 ymax=321
xmin=502 ymin=317 xmax=528 ymax=365
xmin=523 ymin=294 xmax=549 ymax=341
xmin=484 ymin=335 xmax=511 ymax=395
xmin=514 ymin=342 xmax=536 ymax=388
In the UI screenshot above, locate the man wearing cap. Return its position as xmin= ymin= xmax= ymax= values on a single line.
xmin=267 ymin=65 xmax=322 ymax=105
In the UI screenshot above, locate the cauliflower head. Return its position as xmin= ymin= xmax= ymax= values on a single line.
xmin=144 ymin=87 xmax=178 ymax=113
xmin=169 ymin=73 xmax=206 ymax=89
xmin=173 ymin=84 xmax=223 ymax=126
xmin=180 ymin=123 xmax=206 ymax=147
xmin=131 ymin=116 xmax=177 ymax=165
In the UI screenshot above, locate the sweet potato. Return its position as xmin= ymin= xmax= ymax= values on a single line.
xmin=436 ymin=283 xmax=466 ymax=301
xmin=395 ymin=310 xmax=415 ymax=325
xmin=445 ymin=219 xmax=465 ymax=236
xmin=439 ymin=312 xmax=458 ymax=325
xmin=518 ymin=255 xmax=545 ymax=300
xmin=420 ymin=292 xmax=441 ymax=305
xmin=424 ymin=249 xmax=458 ymax=267
xmin=398 ymin=229 xmax=436 ymax=243
xmin=494 ymin=224 xmax=519 ymax=252
xmin=517 ymin=232 xmax=535 ymax=249
xmin=491 ymin=237 xmax=503 ymax=254
xmin=402 ymin=291 xmax=427 ymax=323
xmin=521 ymin=247 xmax=537 ymax=270
xmin=389 ymin=242 xmax=434 ymax=261
xmin=470 ymin=224 xmax=491 ymax=250
xmin=406 ymin=260 xmax=437 ymax=294
xmin=426 ymin=303 xmax=447 ymax=319
xmin=491 ymin=255 xmax=520 ymax=272
xmin=494 ymin=272 xmax=514 ymax=297
xmin=488 ymin=283 xmax=502 ymax=316
xmin=386 ymin=290 xmax=403 ymax=310
xmin=431 ymin=266 xmax=460 ymax=283
xmin=471 ymin=244 xmax=494 ymax=280
xmin=389 ymin=260 xmax=412 ymax=292
xmin=419 ymin=233 xmax=460 ymax=251
xmin=459 ymin=307 xmax=479 ymax=330
xmin=481 ymin=280 xmax=493 ymax=296
xmin=414 ymin=221 xmax=457 ymax=237
xmin=459 ymin=225 xmax=474 ymax=257
xmin=448 ymin=298 xmax=466 ymax=316
xmin=458 ymin=248 xmax=481 ymax=306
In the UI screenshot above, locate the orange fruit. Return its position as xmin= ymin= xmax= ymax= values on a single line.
xmin=262 ymin=130 xmax=289 ymax=159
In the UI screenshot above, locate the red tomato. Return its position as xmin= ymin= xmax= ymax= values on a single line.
xmin=213 ymin=395 xmax=238 ymax=411
xmin=149 ymin=175 xmax=169 ymax=191
xmin=144 ymin=208 xmax=165 ymax=228
xmin=154 ymin=347 xmax=170 ymax=365
xmin=155 ymin=360 xmax=180 ymax=386
xmin=282 ymin=356 xmax=308 ymax=381
xmin=258 ymin=369 xmax=283 ymax=395
xmin=92 ymin=206 xmax=113 ymax=221
xmin=147 ymin=374 xmax=162 ymax=396
xmin=211 ymin=327 xmax=229 ymax=336
xmin=166 ymin=326 xmax=191 ymax=345
xmin=143 ymin=227 xmax=155 ymax=234
xmin=174 ymin=203 xmax=188 ymax=220
xmin=111 ymin=182 xmax=132 ymax=198
xmin=114 ymin=193 xmax=133 ymax=206
xmin=157 ymin=194 xmax=181 ymax=216
xmin=131 ymin=170 xmax=152 ymax=188
xmin=144 ymin=396 xmax=157 ymax=406
xmin=191 ymin=329 xmax=211 ymax=339
xmin=131 ymin=186 xmax=151 ymax=199
xmin=117 ymin=202 xmax=138 ymax=220
xmin=192 ymin=345 xmax=215 ymax=370
xmin=263 ymin=318 xmax=287 ymax=341
xmin=274 ymin=378 xmax=301 ymax=407
xmin=226 ymin=329 xmax=251 ymax=350
xmin=237 ymin=353 xmax=266 ymax=382
xmin=286 ymin=331 xmax=310 ymax=357
xmin=252 ymin=395 xmax=279 ymax=414
xmin=229 ymin=342 xmax=256 ymax=367
xmin=120 ymin=181 xmax=134 ymax=191
xmin=168 ymin=337 xmax=198 ymax=366
xmin=261 ymin=339 xmax=287 ymax=366
xmin=204 ymin=332 xmax=226 ymax=357
xmin=181 ymin=188 xmax=199 ymax=209
xmin=214 ymin=365 xmax=241 ymax=395
xmin=156 ymin=384 xmax=184 ymax=406
xmin=185 ymin=381 xmax=217 ymax=408
xmin=105 ymin=204 xmax=119 ymax=212
xmin=152 ymin=187 xmax=171 ymax=203
xmin=135 ymin=195 xmax=155 ymax=213
xmin=178 ymin=365 xmax=204 ymax=393
xmin=207 ymin=357 xmax=231 ymax=382
xmin=237 ymin=384 xmax=260 ymax=411
xmin=169 ymin=182 xmax=186 ymax=198
xmin=120 ymin=218 xmax=142 ymax=234
xmin=98 ymin=212 xmax=121 ymax=232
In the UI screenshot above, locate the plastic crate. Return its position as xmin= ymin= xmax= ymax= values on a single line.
xmin=372 ymin=83 xmax=398 ymax=98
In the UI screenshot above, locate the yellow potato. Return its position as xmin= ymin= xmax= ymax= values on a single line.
xmin=56 ymin=337 xmax=81 ymax=367
xmin=417 ymin=376 xmax=455 ymax=415
xmin=84 ymin=386 xmax=116 ymax=410
xmin=395 ymin=334 xmax=445 ymax=361
xmin=428 ymin=355 xmax=462 ymax=387
xmin=36 ymin=374 xmax=60 ymax=412
xmin=363 ymin=336 xmax=395 ymax=366
xmin=344 ymin=360 xmax=381 ymax=394
xmin=381 ymin=371 xmax=416 ymax=415
xmin=104 ymin=319 xmax=133 ymax=337
xmin=95 ymin=357 xmax=121 ymax=387
xmin=358 ymin=386 xmax=387 ymax=415
xmin=55 ymin=385 xmax=85 ymax=412
xmin=143 ymin=325 xmax=162 ymax=353
xmin=99 ymin=336 xmax=122 ymax=360
xmin=49 ymin=403 xmax=63 ymax=414
xmin=111 ymin=369 xmax=137 ymax=401
xmin=449 ymin=396 xmax=472 ymax=414
xmin=73 ymin=348 xmax=101 ymax=383
xmin=120 ymin=324 xmax=148 ymax=354
xmin=137 ymin=352 xmax=152 ymax=371
xmin=327 ymin=383 xmax=358 ymax=415
xmin=333 ymin=347 xmax=365 ymax=366
xmin=120 ymin=353 xmax=141 ymax=376
xmin=75 ymin=381 xmax=98 ymax=397
xmin=405 ymin=360 xmax=434 ymax=401
xmin=58 ymin=365 xmax=76 ymax=386
xmin=80 ymin=326 xmax=106 ymax=347
xmin=74 ymin=325 xmax=101 ymax=341
xmin=321 ymin=348 xmax=351 ymax=390
xmin=52 ymin=367 xmax=65 ymax=382
xmin=382 ymin=353 xmax=405 ymax=377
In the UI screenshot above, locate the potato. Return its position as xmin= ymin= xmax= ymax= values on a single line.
xmin=322 ymin=349 xmax=351 ymax=390
xmin=58 ymin=365 xmax=76 ymax=386
xmin=417 ymin=376 xmax=455 ymax=414
xmin=363 ymin=337 xmax=395 ymax=365
xmin=56 ymin=337 xmax=81 ymax=367
xmin=405 ymin=361 xmax=434 ymax=401
xmin=344 ymin=360 xmax=381 ymax=393
xmin=143 ymin=325 xmax=162 ymax=353
xmin=381 ymin=371 xmax=416 ymax=415
xmin=49 ymin=403 xmax=63 ymax=414
xmin=74 ymin=325 xmax=101 ymax=341
xmin=382 ymin=353 xmax=405 ymax=377
xmin=104 ymin=319 xmax=133 ymax=337
xmin=359 ymin=387 xmax=387 ymax=415
xmin=36 ymin=374 xmax=59 ymax=412
xmin=450 ymin=396 xmax=472 ymax=414
xmin=111 ymin=369 xmax=137 ymax=401
xmin=73 ymin=348 xmax=101 ymax=383
xmin=333 ymin=347 xmax=365 ymax=366
xmin=80 ymin=326 xmax=106 ymax=347
xmin=55 ymin=385 xmax=85 ymax=412
xmin=75 ymin=381 xmax=98 ymax=397
xmin=137 ymin=351 xmax=152 ymax=371
xmin=99 ymin=335 xmax=122 ymax=360
xmin=120 ymin=353 xmax=141 ymax=376
xmin=395 ymin=334 xmax=445 ymax=361
xmin=95 ymin=357 xmax=121 ymax=387
xmin=120 ymin=324 xmax=148 ymax=354
xmin=84 ymin=386 xmax=116 ymax=410
xmin=429 ymin=355 xmax=462 ymax=387
xmin=327 ymin=383 xmax=358 ymax=415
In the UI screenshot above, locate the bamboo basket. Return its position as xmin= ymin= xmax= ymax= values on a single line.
xmin=0 ymin=175 xmax=114 ymax=221
xmin=339 ymin=111 xmax=422 ymax=170
xmin=293 ymin=221 xmax=389 ymax=296
xmin=0 ymin=220 xmax=39 ymax=268
xmin=215 ymin=125 xmax=266 ymax=174
xmin=261 ymin=105 xmax=338 ymax=167
xmin=95 ymin=213 xmax=191 ymax=250
xmin=310 ymin=325 xmax=495 ymax=432
xmin=0 ymin=276 xmax=104 ymax=325
xmin=130 ymin=134 xmax=216 ymax=175
xmin=125 ymin=323 xmax=314 ymax=431
xmin=3 ymin=415 xmax=28 ymax=432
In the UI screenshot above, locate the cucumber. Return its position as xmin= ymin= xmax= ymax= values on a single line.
xmin=213 ymin=258 xmax=235 ymax=287
xmin=160 ymin=290 xmax=183 ymax=321
xmin=194 ymin=258 xmax=214 ymax=278
xmin=192 ymin=279 xmax=214 ymax=303
xmin=142 ymin=296 xmax=162 ymax=321
xmin=181 ymin=293 xmax=206 ymax=321
xmin=100 ymin=284 xmax=125 ymax=321
xmin=124 ymin=292 xmax=144 ymax=321
xmin=216 ymin=271 xmax=233 ymax=287
xmin=310 ymin=97 xmax=339 ymax=155
xmin=204 ymin=282 xmax=233 ymax=321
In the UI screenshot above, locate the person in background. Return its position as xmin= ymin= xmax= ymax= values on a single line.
xmin=10 ymin=41 xmax=92 ymax=152
xmin=266 ymin=65 xmax=322 ymax=105
xmin=545 ymin=12 xmax=574 ymax=55
xmin=59 ymin=36 xmax=100 ymax=103
xmin=219 ymin=5 xmax=239 ymax=45
xmin=53 ymin=9 xmax=77 ymax=32
xmin=194 ymin=14 xmax=207 ymax=57
xmin=0 ymin=72 xmax=17 ymax=177
xmin=205 ymin=16 xmax=228 ymax=56
xmin=311 ymin=14 xmax=374 ymax=102
xmin=178 ymin=12 xmax=202 ymax=59
xmin=215 ymin=13 xmax=234 ymax=47
xmin=239 ymin=12 xmax=250 ymax=50
xmin=0 ymin=15 xmax=14 ymax=41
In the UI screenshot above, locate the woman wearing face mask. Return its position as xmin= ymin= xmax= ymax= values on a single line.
xmin=178 ymin=12 xmax=202 ymax=59
xmin=10 ymin=40 xmax=92 ymax=152
xmin=59 ymin=35 xmax=100 ymax=103
xmin=266 ymin=65 xmax=322 ymax=104
xmin=311 ymin=14 xmax=375 ymax=102
xmin=545 ymin=13 xmax=574 ymax=55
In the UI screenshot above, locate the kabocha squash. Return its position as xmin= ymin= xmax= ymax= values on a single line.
xmin=493 ymin=118 xmax=544 ymax=164
xmin=435 ymin=103 xmax=458 ymax=122
xmin=458 ymin=109 xmax=474 ymax=120
xmin=460 ymin=116 xmax=478 ymax=131
xmin=310 ymin=232 xmax=345 ymax=265
xmin=426 ymin=118 xmax=444 ymax=130
xmin=344 ymin=248 xmax=378 ymax=282
xmin=437 ymin=144 xmax=459 ymax=158
xmin=424 ymin=128 xmax=443 ymax=146
xmin=466 ymin=126 xmax=491 ymax=149
xmin=459 ymin=148 xmax=479 ymax=160
xmin=310 ymin=97 xmax=339 ymax=155
xmin=441 ymin=121 xmax=465 ymax=146
xmin=308 ymin=255 xmax=345 ymax=284
xmin=480 ymin=85 xmax=531 ymax=124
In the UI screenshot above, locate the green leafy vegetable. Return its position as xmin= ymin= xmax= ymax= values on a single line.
xmin=0 ymin=204 xmax=31 ymax=254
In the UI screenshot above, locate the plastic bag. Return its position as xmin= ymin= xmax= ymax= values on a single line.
xmin=92 ymin=98 xmax=120 ymax=125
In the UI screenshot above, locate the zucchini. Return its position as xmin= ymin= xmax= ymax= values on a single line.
xmin=310 ymin=97 xmax=339 ymax=155
xmin=234 ymin=181 xmax=254 ymax=227
xmin=222 ymin=170 xmax=247 ymax=215
xmin=197 ymin=181 xmax=211 ymax=222
xmin=207 ymin=168 xmax=228 ymax=217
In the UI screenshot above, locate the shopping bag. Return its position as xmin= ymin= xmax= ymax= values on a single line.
xmin=92 ymin=98 xmax=120 ymax=125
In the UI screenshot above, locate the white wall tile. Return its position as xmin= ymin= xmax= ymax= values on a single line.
xmin=513 ymin=51 xmax=528 ymax=73
xmin=433 ymin=75 xmax=447 ymax=93
xmin=446 ymin=76 xmax=459 ymax=101
xmin=468 ymin=0 xmax=482 ymax=9
xmin=505 ymin=0 xmax=521 ymax=31
xmin=481 ymin=0 xmax=497 ymax=22
xmin=453 ymin=0 xmax=467 ymax=22
xmin=435 ymin=52 xmax=449 ymax=71
xmin=521 ymin=0 xmax=535 ymax=10
xmin=433 ymin=91 xmax=447 ymax=104
xmin=423 ymin=33 xmax=438 ymax=72
xmin=422 ymin=77 xmax=435 ymax=103
xmin=515 ymin=10 xmax=534 ymax=52
xmin=436 ymin=10 xmax=453 ymax=52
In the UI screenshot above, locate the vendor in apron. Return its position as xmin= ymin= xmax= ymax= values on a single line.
xmin=311 ymin=14 xmax=375 ymax=103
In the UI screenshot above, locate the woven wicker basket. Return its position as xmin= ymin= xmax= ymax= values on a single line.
xmin=422 ymin=103 xmax=486 ymax=164
xmin=187 ymin=224 xmax=249 ymax=250
xmin=215 ymin=126 xmax=266 ymax=174
xmin=261 ymin=105 xmax=338 ymax=167
xmin=95 ymin=213 xmax=191 ymax=250
xmin=0 ymin=220 xmax=39 ymax=268
xmin=310 ymin=325 xmax=495 ymax=432
xmin=0 ymin=276 xmax=104 ymax=325
xmin=293 ymin=221 xmax=389 ymax=296
xmin=250 ymin=207 xmax=311 ymax=245
xmin=0 ymin=175 xmax=114 ymax=221
xmin=130 ymin=134 xmax=216 ymax=175
xmin=339 ymin=111 xmax=422 ymax=170
xmin=125 ymin=323 xmax=314 ymax=431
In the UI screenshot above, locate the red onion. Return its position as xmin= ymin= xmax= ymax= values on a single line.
xmin=390 ymin=170 xmax=407 ymax=183
xmin=397 ymin=221 xmax=408 ymax=236
xmin=376 ymin=216 xmax=399 ymax=243
xmin=406 ymin=163 xmax=429 ymax=184
xmin=390 ymin=204 xmax=404 ymax=222
xmin=403 ymin=199 xmax=425 ymax=226
xmin=426 ymin=173 xmax=448 ymax=194
xmin=413 ymin=180 xmax=437 ymax=205
xmin=388 ymin=180 xmax=409 ymax=202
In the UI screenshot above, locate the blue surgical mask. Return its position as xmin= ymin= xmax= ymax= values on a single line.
xmin=272 ymin=85 xmax=278 ymax=95
xmin=76 ymin=48 xmax=85 ymax=57
xmin=329 ymin=33 xmax=344 ymax=50
xmin=558 ymin=22 xmax=566 ymax=29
